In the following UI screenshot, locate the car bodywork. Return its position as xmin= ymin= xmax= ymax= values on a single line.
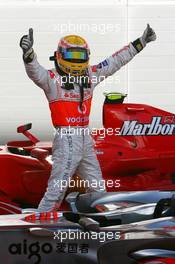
xmin=0 ymin=190 xmax=175 ymax=263
xmin=64 ymin=191 xmax=175 ymax=225
xmin=1 ymin=207 xmax=175 ymax=263
xmin=0 ymin=93 xmax=175 ymax=213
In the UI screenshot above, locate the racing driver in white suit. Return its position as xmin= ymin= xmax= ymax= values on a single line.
xmin=20 ymin=25 xmax=156 ymax=212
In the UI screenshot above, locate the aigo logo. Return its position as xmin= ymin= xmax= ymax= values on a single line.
xmin=8 ymin=239 xmax=53 ymax=264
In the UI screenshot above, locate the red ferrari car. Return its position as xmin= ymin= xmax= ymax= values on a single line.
xmin=0 ymin=93 xmax=175 ymax=214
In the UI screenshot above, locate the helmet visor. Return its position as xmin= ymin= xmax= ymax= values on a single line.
xmin=62 ymin=48 xmax=89 ymax=62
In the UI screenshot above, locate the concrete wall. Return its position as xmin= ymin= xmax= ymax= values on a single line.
xmin=128 ymin=0 xmax=175 ymax=114
xmin=0 ymin=0 xmax=174 ymax=143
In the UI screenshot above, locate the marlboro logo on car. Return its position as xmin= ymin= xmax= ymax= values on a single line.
xmin=120 ymin=116 xmax=175 ymax=136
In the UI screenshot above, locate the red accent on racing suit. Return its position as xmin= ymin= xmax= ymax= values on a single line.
xmin=49 ymin=98 xmax=92 ymax=127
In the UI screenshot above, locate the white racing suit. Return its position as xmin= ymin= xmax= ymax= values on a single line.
xmin=24 ymin=42 xmax=140 ymax=212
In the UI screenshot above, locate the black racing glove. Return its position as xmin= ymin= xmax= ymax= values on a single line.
xmin=132 ymin=24 xmax=157 ymax=53
xmin=20 ymin=28 xmax=34 ymax=63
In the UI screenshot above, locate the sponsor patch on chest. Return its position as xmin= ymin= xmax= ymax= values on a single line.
xmin=62 ymin=89 xmax=92 ymax=100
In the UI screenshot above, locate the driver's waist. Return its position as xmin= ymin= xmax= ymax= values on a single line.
xmin=49 ymin=99 xmax=92 ymax=127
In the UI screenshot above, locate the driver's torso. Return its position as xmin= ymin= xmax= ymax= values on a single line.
xmin=45 ymin=68 xmax=94 ymax=127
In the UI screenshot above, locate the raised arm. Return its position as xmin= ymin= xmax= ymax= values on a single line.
xmin=20 ymin=28 xmax=49 ymax=92
xmin=91 ymin=24 xmax=156 ymax=86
